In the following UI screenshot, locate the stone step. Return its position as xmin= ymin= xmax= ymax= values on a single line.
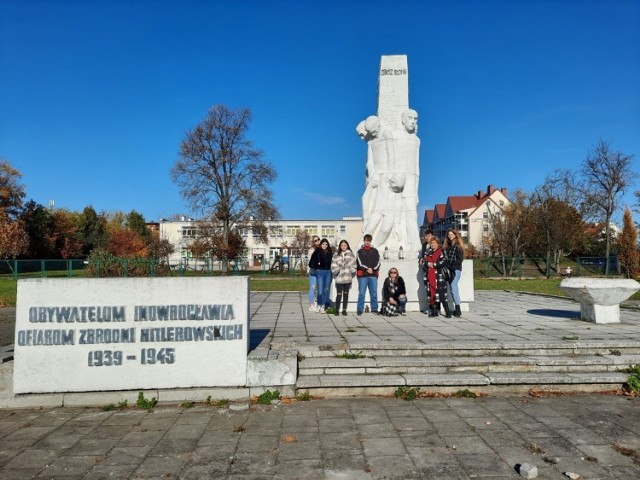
xmin=295 ymin=341 xmax=640 ymax=358
xmin=298 ymin=354 xmax=640 ymax=376
xmin=296 ymin=371 xmax=628 ymax=390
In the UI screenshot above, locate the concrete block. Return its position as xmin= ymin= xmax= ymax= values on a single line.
xmin=560 ymin=277 xmax=640 ymax=323
xmin=518 ymin=463 xmax=538 ymax=478
xmin=246 ymin=350 xmax=297 ymax=387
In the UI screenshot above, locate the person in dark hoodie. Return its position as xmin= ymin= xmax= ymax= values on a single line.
xmin=308 ymin=238 xmax=333 ymax=313
xmin=356 ymin=234 xmax=381 ymax=315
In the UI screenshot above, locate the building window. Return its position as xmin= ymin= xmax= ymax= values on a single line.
xmin=182 ymin=228 xmax=196 ymax=238
xmin=286 ymin=225 xmax=301 ymax=236
xmin=321 ymin=225 xmax=335 ymax=237
xmin=303 ymin=225 xmax=318 ymax=235
xmin=483 ymin=224 xmax=489 ymax=232
xmin=482 ymin=212 xmax=488 ymax=219
xmin=339 ymin=225 xmax=346 ymax=234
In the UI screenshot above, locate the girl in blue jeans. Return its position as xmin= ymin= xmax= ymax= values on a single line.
xmin=444 ymin=229 xmax=465 ymax=317
xmin=308 ymin=238 xmax=333 ymax=313
xmin=307 ymin=236 xmax=320 ymax=311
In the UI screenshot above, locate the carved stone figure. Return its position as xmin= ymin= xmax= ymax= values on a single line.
xmin=356 ymin=56 xmax=422 ymax=254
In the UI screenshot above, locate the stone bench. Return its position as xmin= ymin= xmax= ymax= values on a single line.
xmin=560 ymin=277 xmax=640 ymax=324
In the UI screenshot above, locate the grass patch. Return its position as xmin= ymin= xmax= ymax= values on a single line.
xmin=451 ymin=389 xmax=478 ymax=398
xmin=334 ymin=351 xmax=367 ymax=359
xmin=623 ymin=365 xmax=640 ymax=393
xmin=562 ymin=335 xmax=579 ymax=340
xmin=474 ymin=278 xmax=567 ymax=296
xmin=609 ymin=349 xmax=622 ymax=356
xmin=394 ymin=386 xmax=420 ymax=400
xmin=181 ymin=400 xmax=195 ymax=409
xmin=101 ymin=399 xmax=128 ymax=411
xmin=136 ymin=391 xmax=158 ymax=410
xmin=296 ymin=391 xmax=312 ymax=401
xmin=256 ymin=389 xmax=281 ymax=405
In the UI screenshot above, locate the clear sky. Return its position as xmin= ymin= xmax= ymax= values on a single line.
xmin=2 ymin=0 xmax=639 ymax=223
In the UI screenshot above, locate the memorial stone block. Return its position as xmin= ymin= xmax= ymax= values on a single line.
xmin=14 ymin=277 xmax=249 ymax=394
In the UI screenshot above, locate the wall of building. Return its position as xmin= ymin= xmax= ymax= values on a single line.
xmin=159 ymin=218 xmax=364 ymax=268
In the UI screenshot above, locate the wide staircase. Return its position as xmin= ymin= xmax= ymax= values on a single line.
xmin=295 ymin=341 xmax=640 ymax=396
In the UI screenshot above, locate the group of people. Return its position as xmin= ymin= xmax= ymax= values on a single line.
xmin=420 ymin=229 xmax=464 ymax=318
xmin=307 ymin=229 xmax=464 ymax=318
xmin=307 ymin=234 xmax=385 ymax=316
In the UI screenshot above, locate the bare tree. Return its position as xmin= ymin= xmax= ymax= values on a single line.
xmin=574 ymin=140 xmax=636 ymax=275
xmin=170 ymin=105 xmax=279 ymax=271
xmin=486 ymin=189 xmax=532 ymax=275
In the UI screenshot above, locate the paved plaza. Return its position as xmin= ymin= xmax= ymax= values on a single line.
xmin=1 ymin=291 xmax=640 ymax=478
xmin=0 ymin=393 xmax=639 ymax=479
xmin=248 ymin=291 xmax=640 ymax=351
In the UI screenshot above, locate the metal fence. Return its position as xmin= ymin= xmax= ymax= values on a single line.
xmin=0 ymin=256 xmax=311 ymax=279
xmin=0 ymin=255 xmax=625 ymax=280
xmin=475 ymin=256 xmax=622 ymax=278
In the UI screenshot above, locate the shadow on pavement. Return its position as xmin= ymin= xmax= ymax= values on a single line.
xmin=527 ymin=308 xmax=580 ymax=319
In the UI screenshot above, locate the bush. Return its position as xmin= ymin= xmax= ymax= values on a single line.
xmin=85 ymin=249 xmax=170 ymax=277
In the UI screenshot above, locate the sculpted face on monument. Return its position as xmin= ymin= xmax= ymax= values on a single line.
xmin=364 ymin=115 xmax=381 ymax=138
xmin=401 ymin=109 xmax=418 ymax=134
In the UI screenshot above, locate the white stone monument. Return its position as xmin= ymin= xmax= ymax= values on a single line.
xmin=14 ymin=277 xmax=249 ymax=394
xmin=358 ymin=55 xmax=421 ymax=254
xmin=349 ymin=55 xmax=473 ymax=313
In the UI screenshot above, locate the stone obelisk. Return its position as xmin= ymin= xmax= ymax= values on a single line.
xmin=377 ymin=55 xmax=409 ymax=132
xmin=357 ymin=55 xmax=421 ymax=255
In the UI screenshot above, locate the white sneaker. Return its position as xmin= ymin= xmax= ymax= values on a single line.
xmin=309 ymin=304 xmax=316 ymax=312
xmin=319 ymin=306 xmax=325 ymax=313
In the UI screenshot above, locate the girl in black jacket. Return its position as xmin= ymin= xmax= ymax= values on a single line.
xmin=381 ymin=267 xmax=407 ymax=316
xmin=308 ymin=238 xmax=333 ymax=313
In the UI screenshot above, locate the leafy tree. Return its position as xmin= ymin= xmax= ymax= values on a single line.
xmin=194 ymin=219 xmax=245 ymax=261
xmin=531 ymin=175 xmax=589 ymax=275
xmin=126 ymin=210 xmax=152 ymax=244
xmin=147 ymin=237 xmax=174 ymax=264
xmin=187 ymin=237 xmax=212 ymax=266
xmin=19 ymin=200 xmax=56 ymax=258
xmin=573 ymin=140 xmax=637 ymax=274
xmin=0 ymin=159 xmax=26 ymax=219
xmin=51 ymin=209 xmax=83 ymax=259
xmin=77 ymin=206 xmax=107 ymax=257
xmin=103 ymin=210 xmax=126 ymax=236
xmin=618 ymin=207 xmax=639 ymax=279
xmin=170 ymin=104 xmax=279 ymax=270
xmin=107 ymin=229 xmax=148 ymax=257
xmin=0 ymin=217 xmax=29 ymax=259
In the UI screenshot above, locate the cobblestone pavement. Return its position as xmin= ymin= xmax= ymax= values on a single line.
xmin=1 ymin=394 xmax=639 ymax=479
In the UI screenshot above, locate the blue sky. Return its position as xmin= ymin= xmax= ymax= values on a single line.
xmin=2 ymin=0 xmax=639 ymax=223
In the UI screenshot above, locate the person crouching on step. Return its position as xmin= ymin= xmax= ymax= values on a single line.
xmin=381 ymin=267 xmax=407 ymax=316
